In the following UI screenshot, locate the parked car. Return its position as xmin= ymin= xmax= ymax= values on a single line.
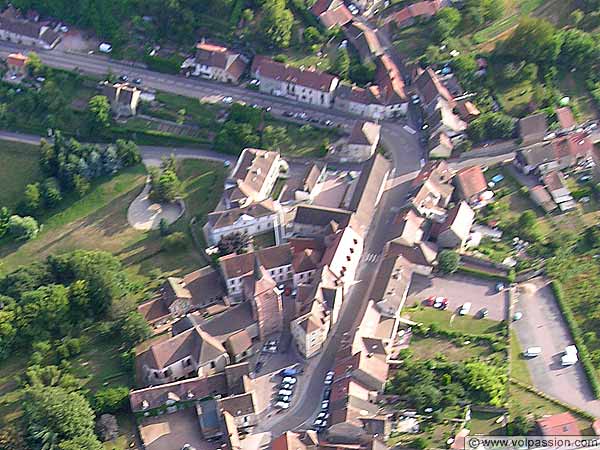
xmin=254 ymin=361 xmax=263 ymax=373
xmin=322 ymin=388 xmax=331 ymax=400
xmin=282 ymin=376 xmax=297 ymax=385
xmin=317 ymin=411 xmax=329 ymax=420
xmin=133 ymin=78 xmax=142 ymax=85
xmin=119 ymin=74 xmax=128 ymax=82
xmin=561 ymin=345 xmax=578 ymax=366
xmin=324 ymin=371 xmax=334 ymax=385
xmin=495 ymin=282 xmax=505 ymax=292
xmin=280 ymin=382 xmax=294 ymax=391
xmin=321 ymin=400 xmax=330 ymax=410
xmin=478 ymin=308 xmax=489 ymax=319
xmin=222 ymin=96 xmax=233 ymax=104
xmin=279 ymin=367 xmax=300 ymax=377
xmin=459 ymin=302 xmax=471 ymax=315
xmin=523 ymin=347 xmax=542 ymax=358
xmin=283 ymin=111 xmax=294 ymax=117
xmin=279 ymin=389 xmax=293 ymax=397
xmin=433 ymin=296 xmax=448 ymax=309
xmin=275 ymin=401 xmax=290 ymax=409
xmin=278 ymin=394 xmax=291 ymax=402
xmin=313 ymin=418 xmax=326 ymax=427
xmin=579 ymin=175 xmax=592 ymax=183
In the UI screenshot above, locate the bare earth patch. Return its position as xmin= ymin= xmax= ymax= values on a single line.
xmin=127 ymin=181 xmax=185 ymax=231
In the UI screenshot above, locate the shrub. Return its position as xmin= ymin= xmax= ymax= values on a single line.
xmin=93 ymin=386 xmax=130 ymax=414
xmin=8 ymin=215 xmax=39 ymax=241
xmin=551 ymin=281 xmax=600 ymax=398
xmin=438 ymin=250 xmax=460 ymax=274
xmin=162 ymin=232 xmax=187 ymax=252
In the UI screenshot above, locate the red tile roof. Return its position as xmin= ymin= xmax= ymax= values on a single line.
xmin=251 ymin=55 xmax=338 ymax=93
xmin=319 ymin=5 xmax=352 ymax=29
xmin=537 ymin=413 xmax=580 ymax=436
xmin=455 ymin=165 xmax=487 ymax=199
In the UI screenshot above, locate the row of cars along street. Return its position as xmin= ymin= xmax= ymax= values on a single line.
xmin=313 ymin=371 xmax=335 ymax=432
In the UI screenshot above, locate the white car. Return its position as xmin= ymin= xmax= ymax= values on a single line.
xmin=282 ymin=376 xmax=297 ymax=385
xmin=459 ymin=302 xmax=471 ymax=315
xmin=317 ymin=411 xmax=329 ymax=420
xmin=279 ymin=389 xmax=293 ymax=397
xmin=222 ymin=96 xmax=233 ymax=104
xmin=324 ymin=371 xmax=334 ymax=385
xmin=275 ymin=401 xmax=290 ymax=409
xmin=321 ymin=400 xmax=330 ymax=410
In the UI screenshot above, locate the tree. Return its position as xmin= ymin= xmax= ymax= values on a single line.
xmin=58 ymin=434 xmax=103 ymax=450
xmin=303 ymin=26 xmax=322 ymax=46
xmin=23 ymin=386 xmax=98 ymax=448
xmin=159 ymin=218 xmax=170 ymax=236
xmin=262 ymin=125 xmax=291 ymax=151
xmin=41 ymin=178 xmax=63 ymax=209
xmin=434 ymin=7 xmax=462 ymax=42
xmin=87 ymin=95 xmax=111 ymax=130
xmin=467 ymin=112 xmax=515 ymax=143
xmin=0 ymin=206 xmax=10 ymax=238
xmin=22 ymin=183 xmax=41 ymax=215
xmin=349 ymin=61 xmax=376 ymax=86
xmin=162 ymin=232 xmax=187 ymax=251
xmin=241 ymin=8 xmax=254 ymax=23
xmin=507 ymin=415 xmax=532 ymax=436
xmin=517 ymin=210 xmax=541 ymax=241
xmin=262 ymin=0 xmax=294 ymax=48
xmin=463 ymin=361 xmax=507 ymax=406
xmin=149 ymin=167 xmax=181 ymax=203
xmin=8 ymin=215 xmax=39 ymax=241
xmin=217 ymin=232 xmax=252 ymax=256
xmin=17 ymin=285 xmax=70 ymax=343
xmin=569 ymin=9 xmax=584 ymax=27
xmin=438 ymin=250 xmax=460 ymax=274
xmin=93 ymin=386 xmax=130 ymax=414
xmin=115 ymin=140 xmax=141 ymax=166
xmin=496 ymin=17 xmax=562 ymax=70
xmin=214 ymin=122 xmax=260 ymax=155
xmin=412 ymin=437 xmax=429 ymax=450
xmin=332 ymin=47 xmax=350 ymax=79
xmin=26 ymin=52 xmax=44 ymax=77
xmin=121 ymin=311 xmax=152 ymax=345
xmin=559 ymin=29 xmax=598 ymax=69
xmin=96 ymin=414 xmax=119 ymax=442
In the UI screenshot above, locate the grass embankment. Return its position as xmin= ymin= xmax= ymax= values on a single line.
xmin=0 ymin=141 xmax=42 ymax=208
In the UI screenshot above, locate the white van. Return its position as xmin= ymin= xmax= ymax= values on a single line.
xmin=459 ymin=302 xmax=471 ymax=315
xmin=523 ymin=347 xmax=542 ymax=358
xmin=561 ymin=345 xmax=578 ymax=366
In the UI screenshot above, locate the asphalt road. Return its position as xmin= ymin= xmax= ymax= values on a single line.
xmin=513 ymin=278 xmax=600 ymax=416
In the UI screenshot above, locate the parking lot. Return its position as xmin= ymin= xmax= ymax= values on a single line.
xmin=407 ymin=273 xmax=508 ymax=321
xmin=513 ymin=278 xmax=600 ymax=416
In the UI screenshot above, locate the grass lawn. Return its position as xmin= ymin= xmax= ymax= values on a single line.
xmin=407 ymin=307 xmax=503 ymax=335
xmin=469 ymin=411 xmax=506 ymax=435
xmin=508 ymin=383 xmax=593 ymax=433
xmin=409 ymin=336 xmax=496 ymax=362
xmin=0 ymin=140 xmax=42 ymax=209
xmin=177 ymin=159 xmax=226 ymax=225
xmin=510 ymin=331 xmax=532 ymax=384
xmin=265 ymin=119 xmax=341 ymax=158
xmin=253 ymin=230 xmax=276 ymax=249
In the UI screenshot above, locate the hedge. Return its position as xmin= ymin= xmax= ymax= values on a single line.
xmin=143 ymin=54 xmax=184 ymax=75
xmin=457 ymin=265 xmax=514 ymax=283
xmin=550 ymin=280 xmax=600 ymax=398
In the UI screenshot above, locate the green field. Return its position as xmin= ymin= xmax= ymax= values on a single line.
xmin=409 ymin=335 xmax=496 ymax=362
xmin=0 ymin=140 xmax=42 ymax=208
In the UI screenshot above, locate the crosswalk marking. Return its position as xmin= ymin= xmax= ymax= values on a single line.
xmin=364 ymin=253 xmax=379 ymax=263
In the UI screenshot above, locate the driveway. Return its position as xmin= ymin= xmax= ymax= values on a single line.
xmin=139 ymin=409 xmax=218 ymax=450
xmin=513 ymin=278 xmax=600 ymax=416
xmin=407 ymin=273 xmax=508 ymax=321
xmin=127 ymin=181 xmax=184 ymax=231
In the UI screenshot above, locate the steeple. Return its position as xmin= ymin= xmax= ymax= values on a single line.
xmin=253 ymin=253 xmax=263 ymax=281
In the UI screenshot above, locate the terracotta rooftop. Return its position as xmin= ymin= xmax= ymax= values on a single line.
xmin=252 ymin=55 xmax=338 ymax=93
xmin=537 ymin=412 xmax=580 ymax=436
xmin=455 ymin=165 xmax=487 ymax=200
xmin=555 ymin=107 xmax=576 ymax=130
xmin=219 ymin=244 xmax=292 ymax=280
